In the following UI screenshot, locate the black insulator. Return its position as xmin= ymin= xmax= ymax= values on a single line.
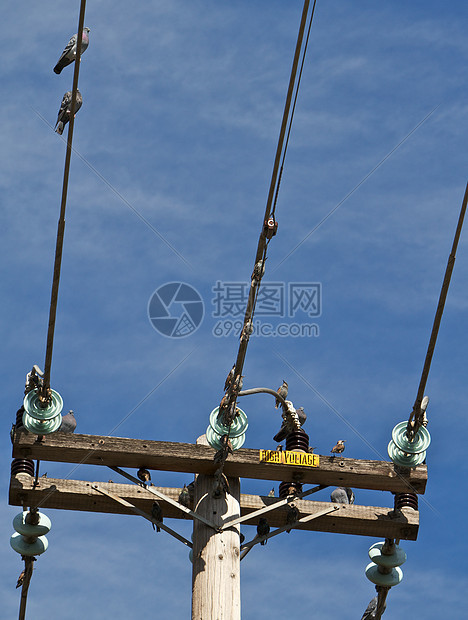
xmin=279 ymin=480 xmax=303 ymax=499
xmin=11 ymin=458 xmax=35 ymax=477
xmin=394 ymin=492 xmax=418 ymax=511
xmin=15 ymin=406 xmax=25 ymax=428
xmin=285 ymin=429 xmax=309 ymax=452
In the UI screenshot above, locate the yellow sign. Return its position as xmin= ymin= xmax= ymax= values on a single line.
xmin=259 ymin=449 xmax=319 ymax=467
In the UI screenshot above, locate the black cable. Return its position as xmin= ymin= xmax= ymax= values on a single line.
xmin=42 ymin=0 xmax=88 ymax=401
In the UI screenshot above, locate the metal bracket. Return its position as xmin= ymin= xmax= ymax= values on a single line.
xmin=221 ymin=484 xmax=327 ymax=530
xmin=109 ymin=466 xmax=219 ymax=531
xmin=240 ymin=505 xmax=340 ymax=559
xmin=92 ymin=484 xmax=192 ymax=548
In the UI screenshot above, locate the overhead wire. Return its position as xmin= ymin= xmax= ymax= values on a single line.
xmin=407 ymin=181 xmax=468 ymax=438
xmin=41 ymin=0 xmax=88 ymax=403
xmin=220 ymin=0 xmax=319 ymax=429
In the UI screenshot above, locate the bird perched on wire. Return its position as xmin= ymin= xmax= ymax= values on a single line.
xmin=178 ymin=484 xmax=191 ymax=508
xmin=55 ymin=90 xmax=83 ymax=135
xmin=59 ymin=410 xmax=76 ymax=433
xmin=16 ymin=569 xmax=26 ymax=589
xmin=275 ymin=380 xmax=288 ymax=408
xmin=273 ymin=406 xmax=306 ymax=442
xmin=257 ymin=518 xmax=270 ymax=545
xmin=137 ymin=468 xmax=151 ymax=484
xmin=151 ymin=501 xmax=163 ymax=532
xmin=286 ymin=504 xmax=300 ymax=533
xmin=331 ymin=439 xmax=346 ymax=455
xmin=251 ymin=258 xmax=267 ymax=282
xmin=54 ymin=27 xmax=90 ymax=74
xmin=330 ymin=487 xmax=355 ymax=504
xmin=224 ymin=364 xmax=235 ymax=392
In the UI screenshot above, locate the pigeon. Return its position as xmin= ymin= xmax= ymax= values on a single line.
xmin=308 ymin=446 xmax=317 ymax=454
xmin=151 ymin=501 xmax=163 ymax=532
xmin=331 ymin=439 xmax=346 ymax=455
xmin=59 ymin=410 xmax=76 ymax=433
xmin=286 ymin=504 xmax=300 ymax=533
xmin=331 ymin=487 xmax=355 ymax=504
xmin=275 ymin=380 xmax=288 ymax=408
xmin=267 ymin=488 xmax=275 ymax=497
xmin=178 ymin=484 xmax=191 ymax=508
xmin=224 ymin=364 xmax=236 ymax=392
xmin=137 ymin=468 xmax=151 ymax=484
xmin=273 ymin=406 xmax=307 ymax=442
xmin=257 ymin=518 xmax=270 ymax=545
xmin=54 ymin=28 xmax=90 ymax=74
xmin=55 ymin=90 xmax=83 ymax=135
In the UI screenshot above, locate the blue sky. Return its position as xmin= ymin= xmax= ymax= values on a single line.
xmin=2 ymin=1 xmax=468 ymax=617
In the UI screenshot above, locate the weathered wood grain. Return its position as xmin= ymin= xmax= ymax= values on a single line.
xmin=9 ymin=473 xmax=419 ymax=540
xmin=11 ymin=429 xmax=427 ymax=493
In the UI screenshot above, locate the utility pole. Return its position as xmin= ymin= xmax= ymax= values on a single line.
xmin=10 ymin=428 xmax=426 ymax=617
xmin=192 ymin=437 xmax=241 ymax=620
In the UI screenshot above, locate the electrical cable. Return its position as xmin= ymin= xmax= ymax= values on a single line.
xmin=41 ymin=0 xmax=88 ymax=402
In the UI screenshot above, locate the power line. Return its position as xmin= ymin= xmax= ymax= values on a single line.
xmin=41 ymin=0 xmax=88 ymax=402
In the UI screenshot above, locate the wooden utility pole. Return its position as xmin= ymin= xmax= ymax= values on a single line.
xmin=10 ymin=428 xmax=426 ymax=617
xmin=191 ymin=436 xmax=241 ymax=619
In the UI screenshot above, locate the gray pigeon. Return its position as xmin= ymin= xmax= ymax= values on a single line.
xmin=59 ymin=410 xmax=76 ymax=433
xmin=55 ymin=90 xmax=83 ymax=135
xmin=54 ymin=28 xmax=90 ymax=74
xmin=273 ymin=406 xmax=306 ymax=442
xmin=330 ymin=487 xmax=355 ymax=504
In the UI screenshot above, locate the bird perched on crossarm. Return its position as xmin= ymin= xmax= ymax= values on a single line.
xmin=54 ymin=28 xmax=90 ymax=74
xmin=257 ymin=518 xmax=270 ymax=545
xmin=330 ymin=487 xmax=355 ymax=504
xmin=55 ymin=90 xmax=83 ymax=135
xmin=331 ymin=439 xmax=346 ymax=455
xmin=151 ymin=501 xmax=163 ymax=532
xmin=273 ymin=406 xmax=306 ymax=442
xmin=59 ymin=410 xmax=76 ymax=433
xmin=275 ymin=380 xmax=288 ymax=408
xmin=137 ymin=468 xmax=151 ymax=484
xmin=178 ymin=484 xmax=191 ymax=508
xmin=286 ymin=504 xmax=299 ymax=533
